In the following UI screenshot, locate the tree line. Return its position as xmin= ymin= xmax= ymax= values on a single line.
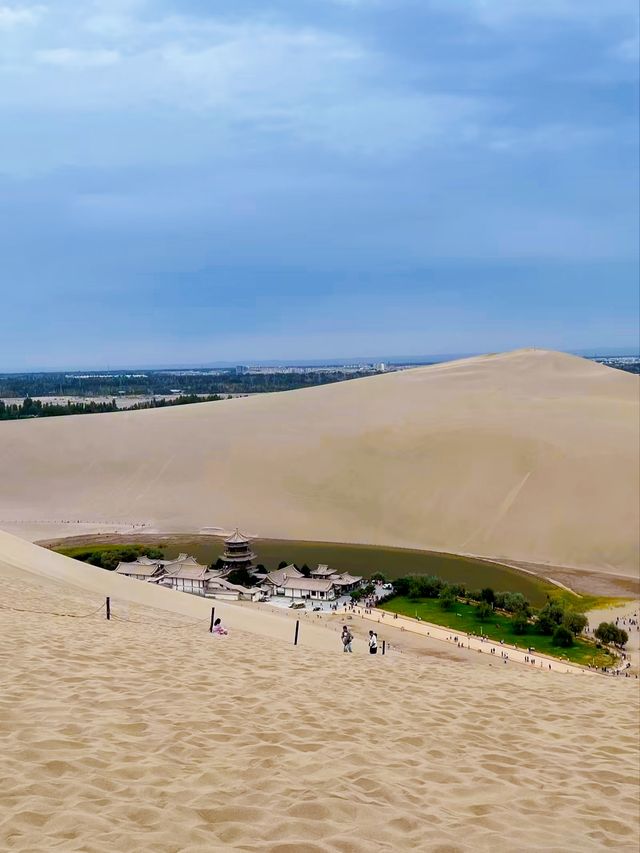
xmin=382 ymin=574 xmax=629 ymax=649
xmin=0 ymin=394 xmax=224 ymax=420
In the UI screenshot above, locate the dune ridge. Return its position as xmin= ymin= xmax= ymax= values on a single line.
xmin=1 ymin=348 xmax=637 ymax=575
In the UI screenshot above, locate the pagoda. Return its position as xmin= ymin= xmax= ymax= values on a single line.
xmin=219 ymin=529 xmax=256 ymax=574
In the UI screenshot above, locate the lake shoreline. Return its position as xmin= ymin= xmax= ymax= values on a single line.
xmin=37 ymin=531 xmax=638 ymax=604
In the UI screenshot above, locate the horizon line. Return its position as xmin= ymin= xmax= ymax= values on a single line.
xmin=1 ymin=347 xmax=638 ymax=375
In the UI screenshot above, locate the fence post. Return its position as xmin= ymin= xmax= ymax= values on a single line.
xmin=106 ymin=597 xmax=111 ymax=620
xmin=294 ymin=620 xmax=300 ymax=646
xmin=382 ymin=640 xmax=386 ymax=655
xmin=209 ymin=607 xmax=216 ymax=633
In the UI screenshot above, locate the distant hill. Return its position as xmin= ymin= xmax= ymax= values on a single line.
xmin=0 ymin=348 xmax=638 ymax=575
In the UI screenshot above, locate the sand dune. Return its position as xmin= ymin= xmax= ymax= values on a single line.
xmin=1 ymin=561 xmax=638 ymax=852
xmin=0 ymin=348 xmax=638 ymax=574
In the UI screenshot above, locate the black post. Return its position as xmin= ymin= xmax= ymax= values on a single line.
xmin=209 ymin=607 xmax=216 ymax=633
xmin=382 ymin=640 xmax=386 ymax=655
xmin=294 ymin=620 xmax=300 ymax=646
xmin=106 ymin=597 xmax=111 ymax=620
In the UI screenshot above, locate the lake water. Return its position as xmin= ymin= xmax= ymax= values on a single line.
xmin=158 ymin=536 xmax=549 ymax=606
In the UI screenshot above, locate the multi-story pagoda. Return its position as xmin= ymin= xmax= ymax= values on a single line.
xmin=219 ymin=529 xmax=256 ymax=574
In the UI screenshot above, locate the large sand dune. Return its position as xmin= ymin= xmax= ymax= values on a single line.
xmin=1 ymin=556 xmax=638 ymax=852
xmin=1 ymin=348 xmax=638 ymax=575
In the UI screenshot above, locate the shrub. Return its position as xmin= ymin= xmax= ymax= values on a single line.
xmin=552 ymin=625 xmax=574 ymax=648
xmin=371 ymin=572 xmax=386 ymax=583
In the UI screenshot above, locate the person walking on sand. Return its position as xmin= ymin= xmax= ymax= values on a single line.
xmin=341 ymin=626 xmax=353 ymax=653
xmin=368 ymin=630 xmax=378 ymax=655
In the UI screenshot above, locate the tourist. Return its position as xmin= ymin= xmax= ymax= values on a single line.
xmin=341 ymin=626 xmax=353 ymax=653
xmin=212 ymin=618 xmax=228 ymax=636
xmin=369 ymin=630 xmax=378 ymax=655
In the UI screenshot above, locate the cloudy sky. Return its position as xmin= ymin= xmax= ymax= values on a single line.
xmin=0 ymin=0 xmax=638 ymax=369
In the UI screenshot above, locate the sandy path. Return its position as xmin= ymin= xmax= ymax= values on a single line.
xmin=350 ymin=607 xmax=589 ymax=673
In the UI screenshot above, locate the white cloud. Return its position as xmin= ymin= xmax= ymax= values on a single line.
xmin=36 ymin=47 xmax=120 ymax=67
xmin=613 ymin=34 xmax=640 ymax=62
xmin=455 ymin=0 xmax=638 ymax=28
xmin=0 ymin=4 xmax=42 ymax=28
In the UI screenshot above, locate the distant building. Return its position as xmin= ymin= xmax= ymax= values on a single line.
xmin=219 ymin=529 xmax=256 ymax=573
xmin=260 ymin=563 xmax=362 ymax=601
xmin=115 ymin=552 xmax=261 ymax=600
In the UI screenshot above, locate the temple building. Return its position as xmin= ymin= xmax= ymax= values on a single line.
xmin=219 ymin=529 xmax=257 ymax=573
xmin=260 ymin=563 xmax=363 ymax=601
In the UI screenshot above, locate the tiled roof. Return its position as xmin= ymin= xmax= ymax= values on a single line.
xmin=224 ymin=528 xmax=251 ymax=544
xmin=114 ymin=560 xmax=163 ymax=576
xmin=332 ymin=573 xmax=363 ymax=586
xmin=281 ymin=577 xmax=334 ymax=592
xmin=263 ymin=566 xmax=303 ymax=586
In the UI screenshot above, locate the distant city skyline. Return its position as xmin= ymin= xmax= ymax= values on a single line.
xmin=0 ymin=0 xmax=638 ymax=371
xmin=2 ymin=347 xmax=639 ymax=375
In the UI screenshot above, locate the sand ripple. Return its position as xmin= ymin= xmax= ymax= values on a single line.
xmin=1 ymin=571 xmax=638 ymax=852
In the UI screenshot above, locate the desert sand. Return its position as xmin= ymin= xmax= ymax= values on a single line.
xmin=1 ymin=349 xmax=638 ymax=576
xmin=1 ymin=545 xmax=639 ymax=852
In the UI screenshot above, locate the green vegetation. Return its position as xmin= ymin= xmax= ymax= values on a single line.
xmin=0 ymin=394 xmax=224 ymax=420
xmin=594 ymin=622 xmax=629 ymax=647
xmin=0 ymin=367 xmax=383 ymax=404
xmin=379 ymin=596 xmax=616 ymax=667
xmin=56 ymin=544 xmax=165 ymax=571
xmin=379 ymin=575 xmax=624 ymax=666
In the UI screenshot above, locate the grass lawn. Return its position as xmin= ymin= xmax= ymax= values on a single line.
xmin=379 ymin=597 xmax=617 ymax=668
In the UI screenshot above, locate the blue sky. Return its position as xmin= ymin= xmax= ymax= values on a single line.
xmin=0 ymin=0 xmax=638 ymax=369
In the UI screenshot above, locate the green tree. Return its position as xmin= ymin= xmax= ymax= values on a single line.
xmin=552 ymin=625 xmax=574 ymax=648
xmin=495 ymin=591 xmax=531 ymax=615
xmin=226 ymin=566 xmax=255 ymax=588
xmin=594 ymin=622 xmax=629 ymax=647
xmin=371 ymin=572 xmax=386 ymax=583
xmin=480 ymin=588 xmax=495 ymax=606
xmin=536 ymin=601 xmax=565 ymax=635
xmin=439 ymin=590 xmax=456 ymax=611
xmin=512 ymin=614 xmax=529 ymax=635
xmin=476 ymin=602 xmax=493 ymax=621
xmin=563 ymin=611 xmax=588 ymax=636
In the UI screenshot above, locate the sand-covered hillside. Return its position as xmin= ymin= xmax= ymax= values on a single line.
xmin=1 ymin=349 xmax=638 ymax=574
xmin=1 ymin=556 xmax=638 ymax=853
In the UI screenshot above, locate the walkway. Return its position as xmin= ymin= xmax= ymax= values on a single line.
xmin=342 ymin=605 xmax=590 ymax=675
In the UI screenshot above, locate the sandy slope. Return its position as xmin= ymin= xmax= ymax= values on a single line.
xmin=1 ymin=349 xmax=638 ymax=574
xmin=1 ymin=561 xmax=638 ymax=853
